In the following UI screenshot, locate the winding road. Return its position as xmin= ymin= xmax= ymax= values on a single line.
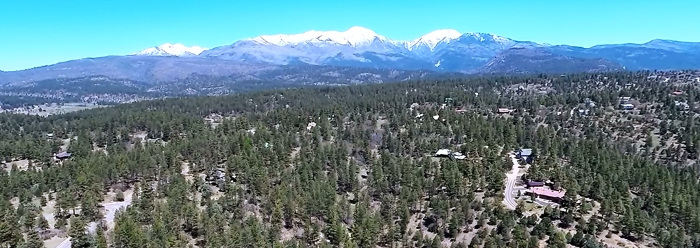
xmin=503 ymin=153 xmax=522 ymax=210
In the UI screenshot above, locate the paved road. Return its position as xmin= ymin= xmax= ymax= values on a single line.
xmin=56 ymin=238 xmax=71 ymax=248
xmin=88 ymin=197 xmax=133 ymax=233
xmin=503 ymin=153 xmax=522 ymax=210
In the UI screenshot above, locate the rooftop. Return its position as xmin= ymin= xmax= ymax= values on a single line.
xmin=435 ymin=149 xmax=451 ymax=156
xmin=527 ymin=181 xmax=545 ymax=187
xmin=497 ymin=108 xmax=512 ymax=113
xmin=531 ymin=187 xmax=565 ymax=198
xmin=519 ymin=149 xmax=533 ymax=156
xmin=55 ymin=152 xmax=72 ymax=159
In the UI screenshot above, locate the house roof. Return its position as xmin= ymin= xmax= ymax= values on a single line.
xmin=435 ymin=149 xmax=451 ymax=156
xmin=56 ymin=152 xmax=71 ymax=158
xmin=527 ymin=181 xmax=545 ymax=187
xmin=519 ymin=149 xmax=533 ymax=156
xmin=497 ymin=108 xmax=511 ymax=113
xmin=531 ymin=187 xmax=565 ymax=198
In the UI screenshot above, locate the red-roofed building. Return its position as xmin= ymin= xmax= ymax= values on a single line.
xmin=529 ymin=187 xmax=565 ymax=203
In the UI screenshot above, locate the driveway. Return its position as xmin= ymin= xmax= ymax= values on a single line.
xmin=88 ymin=191 xmax=134 ymax=233
xmin=502 ymin=153 xmax=522 ymax=210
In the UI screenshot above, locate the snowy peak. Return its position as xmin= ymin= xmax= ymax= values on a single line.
xmin=460 ymin=33 xmax=513 ymax=44
xmin=135 ymin=43 xmax=207 ymax=57
xmin=407 ymin=29 xmax=462 ymax=51
xmin=250 ymin=26 xmax=390 ymax=47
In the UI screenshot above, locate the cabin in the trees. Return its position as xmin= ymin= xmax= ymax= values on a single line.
xmin=674 ymin=101 xmax=690 ymax=111
xmin=55 ymin=152 xmax=71 ymax=160
xmin=619 ymin=97 xmax=632 ymax=104
xmin=451 ymin=152 xmax=466 ymax=160
xmin=434 ymin=149 xmax=466 ymax=160
xmin=526 ymin=181 xmax=545 ymax=188
xmin=528 ymin=187 xmax=565 ymax=203
xmin=620 ymin=103 xmax=635 ymax=110
xmin=435 ymin=149 xmax=451 ymax=158
xmin=517 ymin=148 xmax=534 ymax=164
xmin=497 ymin=108 xmax=512 ymax=114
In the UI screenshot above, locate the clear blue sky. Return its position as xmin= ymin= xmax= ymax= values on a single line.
xmin=1 ymin=0 xmax=699 ymax=71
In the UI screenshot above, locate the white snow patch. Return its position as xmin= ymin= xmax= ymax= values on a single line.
xmin=135 ymin=43 xmax=207 ymax=56
xmin=406 ymin=29 xmax=462 ymax=51
xmin=250 ymin=26 xmax=390 ymax=47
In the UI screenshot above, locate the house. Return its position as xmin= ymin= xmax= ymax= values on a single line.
xmin=451 ymin=152 xmax=466 ymax=160
xmin=619 ymin=97 xmax=632 ymax=104
xmin=528 ymin=187 xmax=565 ymax=203
xmin=620 ymin=103 xmax=635 ymax=110
xmin=454 ymin=108 xmax=468 ymax=114
xmin=497 ymin=108 xmax=512 ymax=114
xmin=526 ymin=181 xmax=545 ymax=188
xmin=55 ymin=152 xmax=71 ymax=160
xmin=674 ymin=101 xmax=690 ymax=111
xmin=517 ymin=149 xmax=534 ymax=164
xmin=306 ymin=122 xmax=317 ymax=131
xmin=435 ymin=149 xmax=451 ymax=157
xmin=671 ymin=90 xmax=684 ymax=96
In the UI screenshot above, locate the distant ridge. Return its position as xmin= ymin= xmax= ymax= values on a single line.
xmin=0 ymin=26 xmax=698 ymax=85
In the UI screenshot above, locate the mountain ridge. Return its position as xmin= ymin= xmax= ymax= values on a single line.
xmin=0 ymin=26 xmax=698 ymax=86
xmin=479 ymin=47 xmax=624 ymax=74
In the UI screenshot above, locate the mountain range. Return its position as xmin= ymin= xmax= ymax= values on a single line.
xmin=1 ymin=26 xmax=698 ymax=85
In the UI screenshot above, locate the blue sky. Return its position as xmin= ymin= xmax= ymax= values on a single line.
xmin=1 ymin=0 xmax=699 ymax=71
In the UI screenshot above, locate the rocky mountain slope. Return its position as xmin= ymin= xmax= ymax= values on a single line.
xmin=479 ymin=47 xmax=624 ymax=74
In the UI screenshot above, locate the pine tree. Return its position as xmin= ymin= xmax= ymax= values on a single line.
xmin=68 ymin=217 xmax=90 ymax=248
xmin=115 ymin=189 xmax=125 ymax=202
xmin=547 ymin=231 xmax=567 ymax=248
xmin=0 ymin=212 xmax=21 ymax=248
xmin=95 ymin=224 xmax=108 ymax=248
xmin=113 ymin=213 xmax=146 ymax=248
xmin=22 ymin=227 xmax=44 ymax=248
xmin=80 ymin=193 xmax=100 ymax=222
xmin=36 ymin=214 xmax=49 ymax=229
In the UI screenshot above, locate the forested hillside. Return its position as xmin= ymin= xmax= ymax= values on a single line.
xmin=1 ymin=71 xmax=700 ymax=248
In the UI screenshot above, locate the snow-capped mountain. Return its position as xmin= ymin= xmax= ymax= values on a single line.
xmin=428 ymin=33 xmax=521 ymax=71
xmin=201 ymin=27 xmax=532 ymax=71
xmin=406 ymin=29 xmax=463 ymax=56
xmin=251 ymin=26 xmax=395 ymax=47
xmin=135 ymin=43 xmax=207 ymax=57
xmin=201 ymin=26 xmax=431 ymax=70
